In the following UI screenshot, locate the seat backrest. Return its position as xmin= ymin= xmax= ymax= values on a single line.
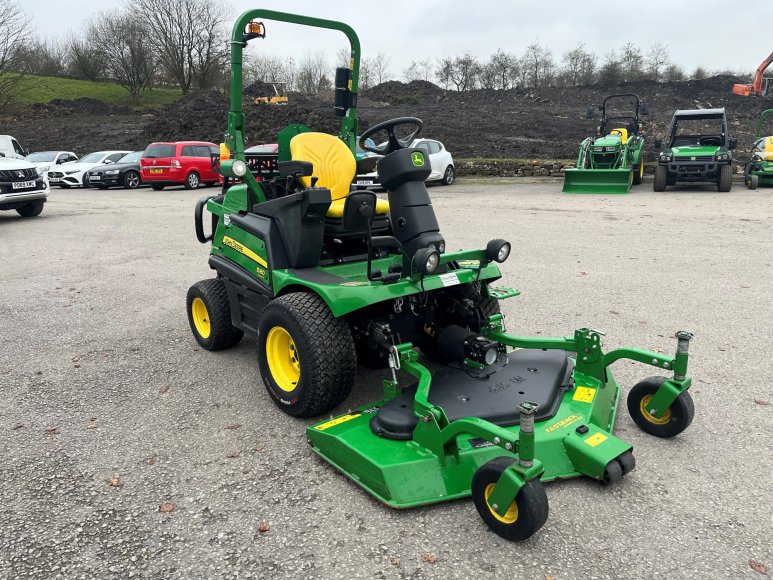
xmin=609 ymin=127 xmax=628 ymax=142
xmin=762 ymin=136 xmax=773 ymax=161
xmin=290 ymin=133 xmax=356 ymax=202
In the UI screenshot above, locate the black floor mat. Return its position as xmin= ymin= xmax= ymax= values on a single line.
xmin=370 ymin=349 xmax=573 ymax=440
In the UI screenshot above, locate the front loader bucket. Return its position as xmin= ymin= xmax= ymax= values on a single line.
xmin=562 ymin=168 xmax=633 ymax=194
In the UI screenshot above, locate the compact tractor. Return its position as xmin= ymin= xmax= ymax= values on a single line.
xmin=562 ymin=94 xmax=647 ymax=194
xmin=744 ymin=109 xmax=773 ymax=189
xmin=187 ymin=9 xmax=697 ymax=541
xmin=653 ymin=108 xmax=736 ymax=192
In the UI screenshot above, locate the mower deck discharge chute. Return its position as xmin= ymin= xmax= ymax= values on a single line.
xmin=187 ymin=9 xmax=697 ymax=541
xmin=563 ymin=94 xmax=647 ymax=194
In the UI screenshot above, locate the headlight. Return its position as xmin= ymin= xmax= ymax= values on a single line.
xmin=593 ymin=146 xmax=603 ymax=152
xmin=486 ymin=239 xmax=511 ymax=263
xmin=413 ymin=247 xmax=440 ymax=275
xmin=232 ymin=159 xmax=247 ymax=177
xmin=34 ymin=167 xmax=42 ymax=176
xmin=605 ymin=146 xmax=617 ymax=152
xmin=105 ymin=170 xmax=119 ymax=175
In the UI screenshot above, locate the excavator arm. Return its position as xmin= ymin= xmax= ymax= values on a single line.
xmin=732 ymin=52 xmax=773 ymax=97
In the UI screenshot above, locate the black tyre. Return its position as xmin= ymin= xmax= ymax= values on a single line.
xmin=16 ymin=202 xmax=44 ymax=217
xmin=151 ymin=184 xmax=165 ymax=191
xmin=184 ymin=171 xmax=200 ymax=189
xmin=257 ymin=292 xmax=357 ymax=418
xmin=97 ymin=184 xmax=109 ymax=190
xmin=460 ymin=282 xmax=501 ymax=318
xmin=186 ymin=278 xmax=243 ymax=351
xmin=632 ymin=155 xmax=645 ymax=185
xmin=471 ymin=457 xmax=549 ymax=542
xmin=748 ymin=174 xmax=759 ymax=190
xmin=717 ymin=164 xmax=732 ymax=192
xmin=124 ymin=171 xmax=141 ymax=189
xmin=82 ymin=174 xmax=90 ymax=187
xmin=616 ymin=451 xmax=635 ymax=476
xmin=627 ymin=376 xmax=694 ymax=438
xmin=601 ymin=460 xmax=623 ymax=486
xmin=653 ymin=165 xmax=667 ymax=192
xmin=441 ymin=165 xmax=455 ymax=186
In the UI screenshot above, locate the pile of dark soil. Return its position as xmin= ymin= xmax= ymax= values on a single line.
xmin=32 ymin=97 xmax=132 ymax=117
xmin=366 ymin=80 xmax=446 ymax=105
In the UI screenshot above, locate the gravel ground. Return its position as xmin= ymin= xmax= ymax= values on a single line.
xmin=1 ymin=180 xmax=771 ymax=579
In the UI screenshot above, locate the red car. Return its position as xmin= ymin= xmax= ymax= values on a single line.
xmin=140 ymin=141 xmax=219 ymax=190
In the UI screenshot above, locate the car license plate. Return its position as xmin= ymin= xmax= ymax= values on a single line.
xmin=150 ymin=168 xmax=163 ymax=174
xmin=49 ymin=177 xmax=60 ymax=183
xmin=356 ymin=180 xmax=372 ymax=185
xmin=12 ymin=180 xmax=35 ymax=189
xmin=90 ymin=174 xmax=100 ymax=180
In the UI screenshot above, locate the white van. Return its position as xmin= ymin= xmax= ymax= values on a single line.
xmin=0 ymin=135 xmax=28 ymax=160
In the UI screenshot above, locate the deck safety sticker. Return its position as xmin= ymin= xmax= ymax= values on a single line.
xmin=439 ymin=272 xmax=460 ymax=287
xmin=572 ymin=386 xmax=596 ymax=403
xmin=314 ymin=413 xmax=361 ymax=431
xmin=584 ymin=433 xmax=607 ymax=447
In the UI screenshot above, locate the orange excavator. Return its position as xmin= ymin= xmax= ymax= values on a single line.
xmin=732 ymin=52 xmax=773 ymax=97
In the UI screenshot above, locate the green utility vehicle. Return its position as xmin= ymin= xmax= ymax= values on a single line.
xmin=187 ymin=9 xmax=697 ymax=541
xmin=654 ymin=108 xmax=736 ymax=192
xmin=744 ymin=109 xmax=773 ymax=189
xmin=562 ymin=94 xmax=647 ymax=194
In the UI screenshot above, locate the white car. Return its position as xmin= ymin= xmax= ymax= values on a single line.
xmin=354 ymin=138 xmax=455 ymax=188
xmin=48 ymin=150 xmax=131 ymax=188
xmin=26 ymin=151 xmax=79 ymax=173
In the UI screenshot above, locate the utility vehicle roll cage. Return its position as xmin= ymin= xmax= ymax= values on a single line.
xmin=587 ymin=93 xmax=646 ymax=137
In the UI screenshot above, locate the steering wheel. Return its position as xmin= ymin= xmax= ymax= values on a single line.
xmin=359 ymin=117 xmax=423 ymax=155
xmin=700 ymin=136 xmax=722 ymax=147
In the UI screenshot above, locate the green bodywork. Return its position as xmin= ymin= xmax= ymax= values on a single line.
xmin=563 ymin=95 xmax=646 ymax=195
xmin=746 ymin=109 xmax=773 ymax=188
xmin=308 ymin=313 xmax=692 ymax=511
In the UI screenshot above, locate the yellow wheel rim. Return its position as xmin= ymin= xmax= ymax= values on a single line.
xmin=640 ymin=394 xmax=671 ymax=425
xmin=484 ymin=483 xmax=518 ymax=524
xmin=191 ymin=297 xmax=211 ymax=339
xmin=266 ymin=326 xmax=300 ymax=393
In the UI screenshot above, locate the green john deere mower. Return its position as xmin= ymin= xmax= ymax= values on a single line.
xmin=562 ymin=94 xmax=647 ymax=194
xmin=744 ymin=109 xmax=773 ymax=189
xmin=188 ymin=9 xmax=697 ymax=541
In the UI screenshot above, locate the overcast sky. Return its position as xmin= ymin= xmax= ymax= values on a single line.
xmin=27 ymin=0 xmax=771 ymax=77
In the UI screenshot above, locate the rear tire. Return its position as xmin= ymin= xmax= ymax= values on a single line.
xmin=717 ymin=164 xmax=732 ymax=192
xmin=471 ymin=457 xmax=549 ymax=542
xmin=632 ymin=156 xmax=644 ymax=185
xmin=257 ymin=292 xmax=357 ymax=418
xmin=748 ymin=174 xmax=759 ymax=190
xmin=441 ymin=165 xmax=455 ymax=185
xmin=186 ymin=278 xmax=243 ymax=351
xmin=16 ymin=201 xmax=44 ymax=217
xmin=653 ymin=165 xmax=667 ymax=192
xmin=184 ymin=172 xmax=200 ymax=190
xmin=124 ymin=171 xmax=141 ymax=189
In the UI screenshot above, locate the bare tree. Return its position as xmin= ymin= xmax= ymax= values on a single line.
xmin=522 ymin=41 xmax=553 ymax=88
xmin=664 ymin=63 xmax=685 ymax=82
xmin=402 ymin=58 xmax=434 ymax=83
xmin=371 ymin=52 xmax=391 ymax=85
xmin=296 ymin=51 xmax=328 ymax=94
xmin=646 ymin=43 xmax=670 ymax=82
xmin=619 ymin=42 xmax=644 ymax=81
xmin=0 ymin=0 xmax=30 ymax=107
xmin=488 ymin=49 xmax=518 ymax=90
xmin=129 ymin=0 xmax=229 ymax=93
xmin=359 ymin=57 xmax=374 ymax=90
xmin=18 ymin=37 xmax=67 ymax=77
xmin=88 ymin=12 xmax=153 ymax=103
xmin=335 ymin=47 xmax=349 ymax=69
xmin=435 ymin=57 xmax=453 ymax=90
xmin=563 ymin=43 xmax=596 ymax=87
xmin=245 ymin=53 xmax=285 ymax=84
xmin=691 ymin=66 xmax=708 ymax=81
xmin=448 ymin=53 xmax=480 ymax=91
xmin=598 ymin=51 xmax=624 ymax=84
xmin=68 ymin=34 xmax=106 ymax=81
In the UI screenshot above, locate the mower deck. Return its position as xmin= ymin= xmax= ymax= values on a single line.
xmin=308 ymin=352 xmax=631 ymax=509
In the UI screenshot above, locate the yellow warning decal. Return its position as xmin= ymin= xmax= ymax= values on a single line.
xmin=223 ymin=236 xmax=268 ymax=268
xmin=584 ymin=433 xmax=607 ymax=447
xmin=315 ymin=414 xmax=361 ymax=431
xmin=544 ymin=413 xmax=583 ymax=433
xmin=573 ymin=386 xmax=596 ymax=403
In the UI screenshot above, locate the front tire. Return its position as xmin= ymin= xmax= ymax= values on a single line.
xmin=257 ymin=292 xmax=356 ymax=418
xmin=16 ymin=202 xmax=44 ymax=217
xmin=184 ymin=172 xmax=200 ymax=190
xmin=653 ymin=165 xmax=667 ymax=192
xmin=441 ymin=165 xmax=455 ymax=185
xmin=748 ymin=174 xmax=759 ymax=190
xmin=186 ymin=279 xmax=243 ymax=351
xmin=627 ymin=376 xmax=694 ymax=438
xmin=471 ymin=457 xmax=549 ymax=542
xmin=717 ymin=164 xmax=732 ymax=192
xmin=632 ymin=156 xmax=644 ymax=185
xmin=124 ymin=171 xmax=141 ymax=189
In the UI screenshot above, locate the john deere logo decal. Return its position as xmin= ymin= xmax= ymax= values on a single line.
xmin=411 ymin=152 xmax=425 ymax=166
xmin=691 ymin=156 xmax=696 ymax=161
